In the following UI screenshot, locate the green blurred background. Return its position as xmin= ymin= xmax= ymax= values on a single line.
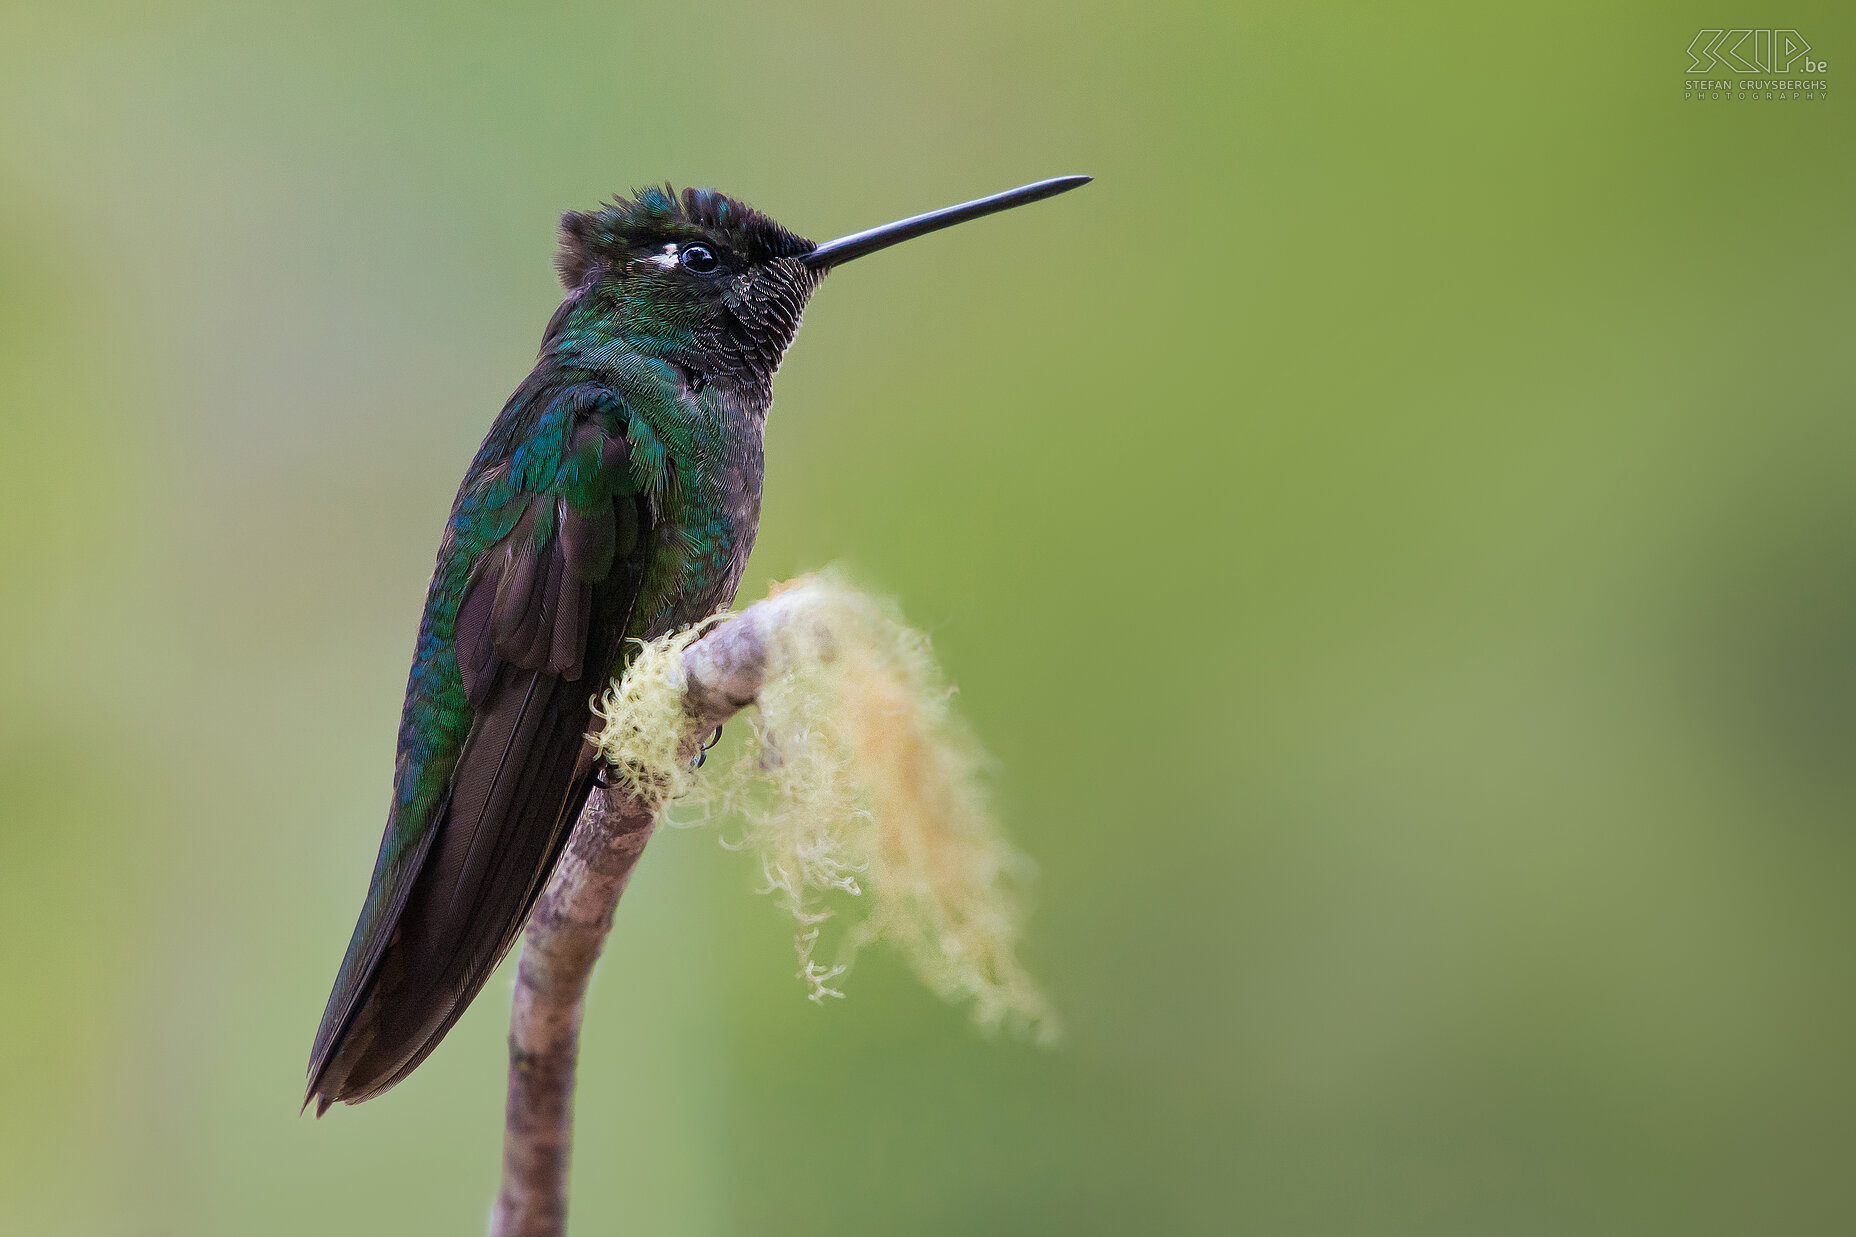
xmin=3 ymin=1 xmax=1853 ymax=1232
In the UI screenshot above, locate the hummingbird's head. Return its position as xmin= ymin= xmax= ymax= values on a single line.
xmin=556 ymin=186 xmax=820 ymax=405
xmin=553 ymin=176 xmax=1092 ymax=406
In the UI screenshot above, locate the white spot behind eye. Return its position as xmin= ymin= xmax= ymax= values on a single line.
xmin=646 ymin=243 xmax=679 ymax=269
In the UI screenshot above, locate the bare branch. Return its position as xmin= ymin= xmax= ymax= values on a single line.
xmin=489 ymin=593 xmax=791 ymax=1237
xmin=489 ymin=578 xmax=1048 ymax=1235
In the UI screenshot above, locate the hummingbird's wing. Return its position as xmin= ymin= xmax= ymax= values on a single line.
xmin=307 ymin=411 xmax=646 ymax=1111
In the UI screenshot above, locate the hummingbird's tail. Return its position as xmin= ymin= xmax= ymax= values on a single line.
xmin=305 ymin=666 xmax=598 ymax=1112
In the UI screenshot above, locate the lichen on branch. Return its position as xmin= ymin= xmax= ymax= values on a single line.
xmin=589 ymin=574 xmax=1056 ymax=1041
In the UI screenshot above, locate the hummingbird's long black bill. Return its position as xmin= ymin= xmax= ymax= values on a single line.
xmin=802 ymin=174 xmax=1091 ymax=270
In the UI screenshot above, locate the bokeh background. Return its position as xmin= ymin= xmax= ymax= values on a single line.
xmin=3 ymin=1 xmax=1854 ymax=1233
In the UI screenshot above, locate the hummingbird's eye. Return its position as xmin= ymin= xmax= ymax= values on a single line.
xmin=679 ymin=243 xmax=720 ymax=275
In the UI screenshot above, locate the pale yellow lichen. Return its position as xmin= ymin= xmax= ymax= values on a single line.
xmin=588 ymin=615 xmax=724 ymax=812
xmin=591 ymin=574 xmax=1056 ymax=1042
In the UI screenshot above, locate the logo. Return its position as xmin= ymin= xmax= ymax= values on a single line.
xmin=1687 ymin=29 xmax=1820 ymax=73
xmin=1684 ymin=29 xmax=1828 ymax=100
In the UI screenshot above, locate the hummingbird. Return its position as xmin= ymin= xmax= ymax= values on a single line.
xmin=306 ymin=174 xmax=1090 ymax=1112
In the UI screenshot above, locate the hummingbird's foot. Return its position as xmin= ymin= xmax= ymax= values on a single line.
xmin=691 ymin=725 xmax=724 ymax=770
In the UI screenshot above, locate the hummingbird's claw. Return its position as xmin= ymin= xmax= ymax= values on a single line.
xmin=690 ymin=725 xmax=724 ymax=770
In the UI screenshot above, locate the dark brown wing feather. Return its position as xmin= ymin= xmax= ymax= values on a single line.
xmin=310 ymin=661 xmax=610 ymax=1106
xmin=308 ymin=422 xmax=644 ymax=1111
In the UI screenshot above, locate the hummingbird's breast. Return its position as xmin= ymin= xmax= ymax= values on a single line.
xmin=634 ymin=388 xmax=767 ymax=638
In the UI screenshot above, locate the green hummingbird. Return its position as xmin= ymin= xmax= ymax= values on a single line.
xmin=306 ymin=175 xmax=1090 ymax=1112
